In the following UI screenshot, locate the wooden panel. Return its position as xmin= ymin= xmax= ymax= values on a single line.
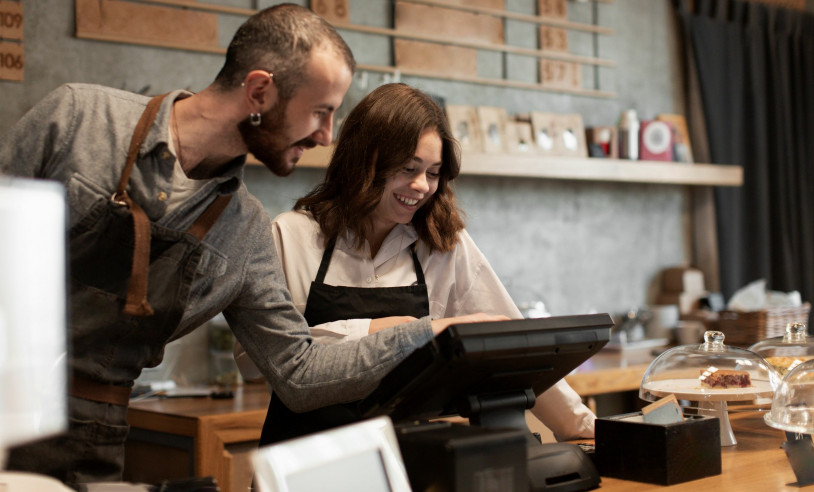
xmin=400 ymin=0 xmax=613 ymax=35
xmin=0 ymin=1 xmax=23 ymax=40
xmin=539 ymin=25 xmax=568 ymax=52
xmin=394 ymin=39 xmax=477 ymax=77
xmin=540 ymin=59 xmax=581 ymax=90
xmin=75 ymin=0 xmax=219 ymax=51
xmin=538 ymin=0 xmax=567 ymax=18
xmin=395 ymin=1 xmax=503 ymax=44
xmin=0 ymin=41 xmax=23 ymax=81
xmin=310 ymin=0 xmax=349 ymax=23
xmin=443 ymin=0 xmax=505 ymax=7
xmin=124 ymin=439 xmax=193 ymax=484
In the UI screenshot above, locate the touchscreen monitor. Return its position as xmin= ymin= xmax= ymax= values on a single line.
xmin=360 ymin=313 xmax=612 ymax=423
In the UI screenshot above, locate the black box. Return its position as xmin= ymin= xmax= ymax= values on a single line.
xmin=396 ymin=422 xmax=528 ymax=492
xmin=595 ymin=412 xmax=721 ymax=485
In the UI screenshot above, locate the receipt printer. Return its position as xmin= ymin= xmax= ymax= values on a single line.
xmin=396 ymin=421 xmax=527 ymax=492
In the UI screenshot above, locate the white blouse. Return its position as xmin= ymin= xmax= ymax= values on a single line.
xmin=235 ymin=210 xmax=595 ymax=440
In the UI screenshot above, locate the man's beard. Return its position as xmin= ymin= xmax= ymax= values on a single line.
xmin=238 ymin=100 xmax=317 ymax=177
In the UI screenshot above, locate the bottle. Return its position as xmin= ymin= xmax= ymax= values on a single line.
xmin=618 ymin=109 xmax=640 ymax=160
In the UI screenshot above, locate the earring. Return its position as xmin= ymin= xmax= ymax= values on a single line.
xmin=250 ymin=113 xmax=261 ymax=126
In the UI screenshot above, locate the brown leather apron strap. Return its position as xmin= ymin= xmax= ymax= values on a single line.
xmin=187 ymin=194 xmax=233 ymax=240
xmin=115 ymin=94 xmax=169 ymax=317
xmin=70 ymin=376 xmax=132 ymax=406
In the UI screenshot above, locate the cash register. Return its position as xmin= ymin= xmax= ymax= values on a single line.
xmin=361 ymin=313 xmax=612 ymax=492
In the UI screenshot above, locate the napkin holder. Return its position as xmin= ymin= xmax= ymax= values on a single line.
xmin=595 ymin=412 xmax=721 ymax=485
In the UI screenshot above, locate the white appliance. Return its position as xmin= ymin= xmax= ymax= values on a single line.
xmin=0 ymin=177 xmax=72 ymax=491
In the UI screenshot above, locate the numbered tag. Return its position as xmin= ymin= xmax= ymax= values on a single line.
xmin=540 ymin=59 xmax=581 ymax=91
xmin=539 ymin=26 xmax=568 ymax=52
xmin=537 ymin=0 xmax=567 ymax=19
xmin=310 ymin=0 xmax=349 ymax=23
xmin=0 ymin=1 xmax=23 ymax=40
xmin=0 ymin=41 xmax=23 ymax=81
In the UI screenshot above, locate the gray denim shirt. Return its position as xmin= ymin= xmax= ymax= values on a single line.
xmin=0 ymin=83 xmax=434 ymax=411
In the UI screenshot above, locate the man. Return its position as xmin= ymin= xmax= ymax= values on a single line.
xmin=0 ymin=4 xmax=499 ymax=488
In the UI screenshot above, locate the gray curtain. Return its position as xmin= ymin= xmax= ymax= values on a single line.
xmin=675 ymin=0 xmax=814 ymax=311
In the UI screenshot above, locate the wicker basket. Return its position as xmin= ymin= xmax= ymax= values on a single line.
xmin=715 ymin=303 xmax=811 ymax=348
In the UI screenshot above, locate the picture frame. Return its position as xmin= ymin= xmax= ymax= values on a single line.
xmin=476 ymin=106 xmax=509 ymax=153
xmin=585 ymin=125 xmax=618 ymax=158
xmin=657 ymin=113 xmax=694 ymax=163
xmin=505 ymin=119 xmax=535 ymax=154
xmin=529 ymin=111 xmax=558 ymax=156
xmin=552 ymin=113 xmax=588 ymax=158
xmin=445 ymin=104 xmax=484 ymax=153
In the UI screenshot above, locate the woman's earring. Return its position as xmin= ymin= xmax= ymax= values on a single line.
xmin=250 ymin=113 xmax=262 ymax=126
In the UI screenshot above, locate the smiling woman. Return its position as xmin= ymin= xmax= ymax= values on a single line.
xmin=234 ymin=83 xmax=597 ymax=447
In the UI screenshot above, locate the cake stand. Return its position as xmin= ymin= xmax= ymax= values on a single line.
xmin=641 ymin=379 xmax=774 ymax=446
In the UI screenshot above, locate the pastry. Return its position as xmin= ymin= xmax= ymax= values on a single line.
xmin=765 ymin=356 xmax=810 ymax=376
xmin=700 ymin=369 xmax=751 ymax=388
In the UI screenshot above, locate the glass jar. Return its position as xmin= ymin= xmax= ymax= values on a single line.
xmin=748 ymin=322 xmax=814 ymax=377
xmin=764 ymin=358 xmax=814 ymax=434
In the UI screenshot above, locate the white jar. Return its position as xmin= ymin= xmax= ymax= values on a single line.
xmin=618 ymin=109 xmax=640 ymax=160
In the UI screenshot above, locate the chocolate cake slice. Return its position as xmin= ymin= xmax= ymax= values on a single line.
xmin=700 ymin=369 xmax=751 ymax=388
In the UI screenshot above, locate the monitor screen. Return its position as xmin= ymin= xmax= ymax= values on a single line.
xmin=0 ymin=178 xmax=68 ymax=453
xmin=252 ymin=416 xmax=412 ymax=492
xmin=360 ymin=314 xmax=612 ymax=423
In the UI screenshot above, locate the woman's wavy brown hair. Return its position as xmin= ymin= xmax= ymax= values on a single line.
xmin=294 ymin=83 xmax=465 ymax=253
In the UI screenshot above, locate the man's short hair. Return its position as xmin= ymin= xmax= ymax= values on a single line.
xmin=214 ymin=3 xmax=355 ymax=100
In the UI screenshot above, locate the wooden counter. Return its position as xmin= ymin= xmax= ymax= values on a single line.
xmin=124 ymin=383 xmax=270 ymax=492
xmin=565 ymin=346 xmax=660 ymax=397
xmin=122 ymin=386 xmax=812 ymax=491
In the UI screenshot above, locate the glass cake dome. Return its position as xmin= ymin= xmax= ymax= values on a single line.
xmin=748 ymin=322 xmax=814 ymax=378
xmin=764 ymin=358 xmax=814 ymax=434
xmin=640 ymin=330 xmax=781 ymax=446
xmin=640 ymin=330 xmax=780 ymax=403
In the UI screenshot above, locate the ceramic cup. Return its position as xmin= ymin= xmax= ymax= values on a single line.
xmin=674 ymin=320 xmax=705 ymax=345
xmin=646 ymin=304 xmax=679 ymax=339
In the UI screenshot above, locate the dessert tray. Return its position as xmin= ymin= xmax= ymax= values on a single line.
xmin=639 ymin=331 xmax=780 ymax=446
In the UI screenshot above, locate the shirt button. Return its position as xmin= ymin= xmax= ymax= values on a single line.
xmin=366 ymin=277 xmax=372 ymax=283
xmin=157 ymin=192 xmax=168 ymax=201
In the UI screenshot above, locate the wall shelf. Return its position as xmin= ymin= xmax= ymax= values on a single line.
xmin=249 ymin=146 xmax=743 ymax=187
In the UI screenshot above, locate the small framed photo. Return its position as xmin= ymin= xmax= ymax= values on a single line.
xmin=477 ymin=106 xmax=509 ymax=153
xmin=505 ymin=119 xmax=535 ymax=154
xmin=530 ymin=111 xmax=558 ymax=156
xmin=657 ymin=113 xmax=694 ymax=163
xmin=552 ymin=114 xmax=588 ymax=157
xmin=586 ymin=126 xmax=617 ymax=158
xmin=445 ymin=105 xmax=484 ymax=153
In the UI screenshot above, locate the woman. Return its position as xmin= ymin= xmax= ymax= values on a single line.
xmin=236 ymin=83 xmax=595 ymax=444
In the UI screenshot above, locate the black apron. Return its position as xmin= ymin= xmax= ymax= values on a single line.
xmin=7 ymin=95 xmax=232 ymax=486
xmin=258 ymin=237 xmax=430 ymax=445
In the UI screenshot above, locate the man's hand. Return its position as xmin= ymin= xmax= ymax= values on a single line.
xmin=430 ymin=313 xmax=510 ymax=335
xmin=368 ymin=316 xmax=419 ymax=334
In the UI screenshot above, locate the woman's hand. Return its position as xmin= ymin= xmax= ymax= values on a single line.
xmin=368 ymin=316 xmax=419 ymax=334
xmin=430 ymin=313 xmax=510 ymax=335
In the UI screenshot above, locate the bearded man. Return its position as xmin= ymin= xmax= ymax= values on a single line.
xmin=0 ymin=4 xmax=499 ymax=488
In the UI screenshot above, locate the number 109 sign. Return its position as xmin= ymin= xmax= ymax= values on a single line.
xmin=0 ymin=1 xmax=23 ymax=82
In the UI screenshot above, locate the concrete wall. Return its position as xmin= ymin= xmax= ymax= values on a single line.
xmin=1 ymin=1 xmax=688 ymax=325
